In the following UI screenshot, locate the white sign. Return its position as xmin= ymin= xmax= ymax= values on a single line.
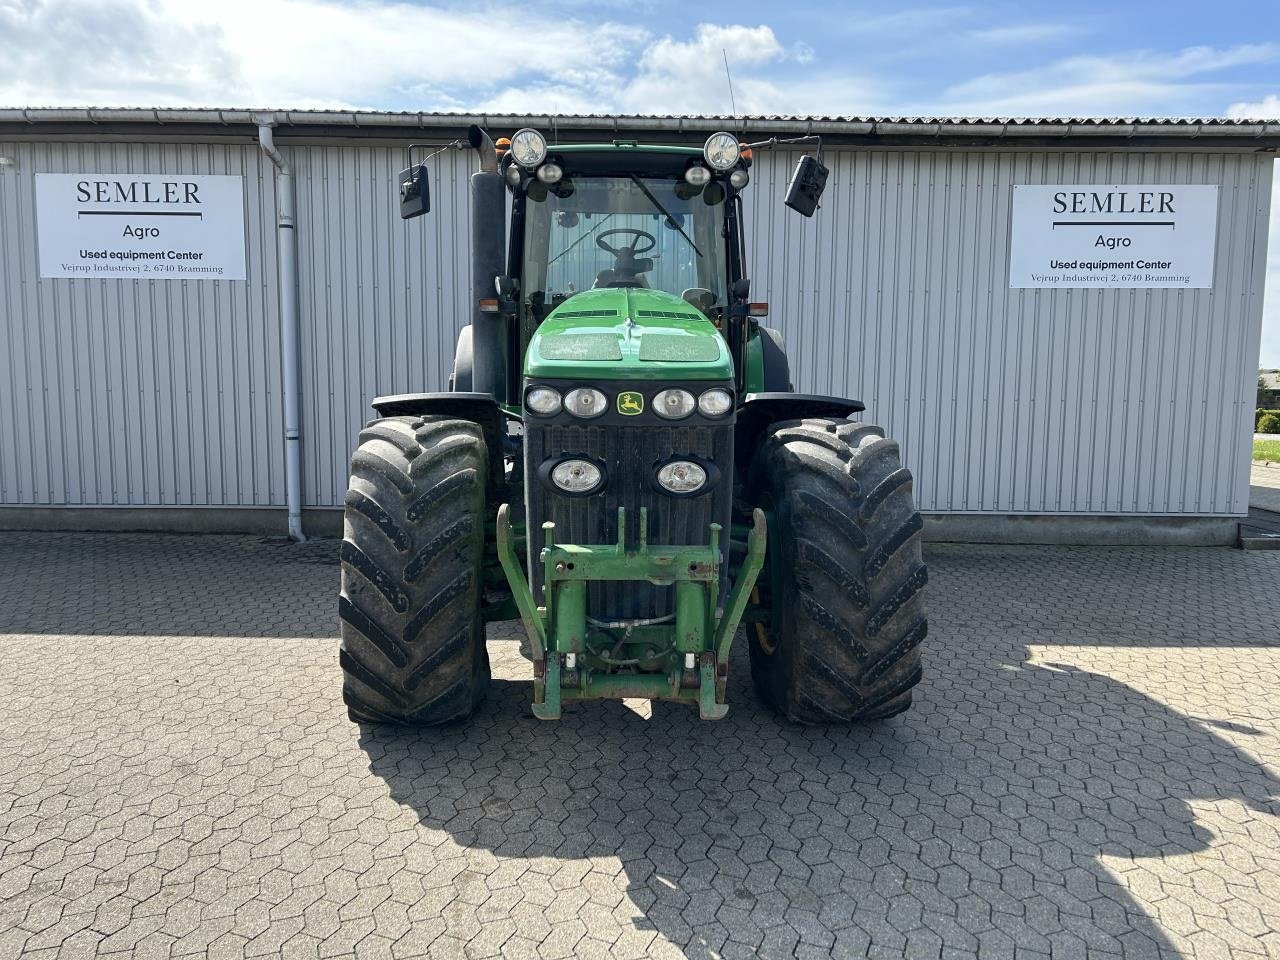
xmin=1009 ymin=184 xmax=1218 ymax=289
xmin=35 ymin=174 xmax=247 ymax=280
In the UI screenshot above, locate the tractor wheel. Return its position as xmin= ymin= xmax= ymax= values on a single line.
xmin=339 ymin=415 xmax=490 ymax=725
xmin=748 ymin=418 xmax=926 ymax=723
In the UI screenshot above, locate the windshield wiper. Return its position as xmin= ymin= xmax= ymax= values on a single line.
xmin=629 ymin=175 xmax=701 ymax=258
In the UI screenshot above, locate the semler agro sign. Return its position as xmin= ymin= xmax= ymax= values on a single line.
xmin=35 ymin=174 xmax=247 ymax=280
xmin=1009 ymin=184 xmax=1218 ymax=289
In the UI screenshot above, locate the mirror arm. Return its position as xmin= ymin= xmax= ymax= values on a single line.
xmin=743 ymin=133 xmax=823 ymax=163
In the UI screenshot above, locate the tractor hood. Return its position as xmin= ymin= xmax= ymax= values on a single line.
xmin=525 ymin=288 xmax=732 ymax=381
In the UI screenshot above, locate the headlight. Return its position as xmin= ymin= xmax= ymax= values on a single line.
xmin=551 ymin=459 xmax=604 ymax=495
xmin=656 ymin=460 xmax=707 ymax=495
xmin=536 ymin=162 xmax=563 ymax=184
xmin=525 ymin=386 xmax=561 ymax=415
xmin=697 ymin=388 xmax=733 ymax=417
xmin=684 ymin=165 xmax=711 ymax=186
xmin=728 ymin=169 xmax=750 ymax=189
xmin=703 ymin=132 xmax=740 ymax=171
xmin=504 ymin=164 xmax=523 ymax=186
xmin=510 ymin=128 xmax=547 ymax=168
xmin=564 ymin=387 xmax=607 ymax=419
xmin=653 ymin=388 xmax=695 ymax=419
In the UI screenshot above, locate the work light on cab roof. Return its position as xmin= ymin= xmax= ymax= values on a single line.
xmin=510 ymin=128 xmax=547 ymax=168
xmin=703 ymin=132 xmax=741 ymax=170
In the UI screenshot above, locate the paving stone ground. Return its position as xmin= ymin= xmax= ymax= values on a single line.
xmin=1 ymin=532 xmax=1279 ymax=959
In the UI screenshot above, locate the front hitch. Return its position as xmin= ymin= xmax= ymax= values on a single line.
xmin=495 ymin=504 xmax=767 ymax=719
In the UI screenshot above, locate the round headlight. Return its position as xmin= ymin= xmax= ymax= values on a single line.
xmin=703 ymin=132 xmax=740 ymax=171
xmin=697 ymin=388 xmax=733 ymax=417
xmin=728 ymin=169 xmax=750 ymax=189
xmin=510 ymin=128 xmax=547 ymax=168
xmin=656 ymin=460 xmax=707 ymax=495
xmin=504 ymin=163 xmax=523 ymax=186
xmin=551 ymin=459 xmax=603 ymax=495
xmin=653 ymin=388 xmax=695 ymax=419
xmin=525 ymin=386 xmax=562 ymax=416
xmin=564 ymin=387 xmax=607 ymax=419
xmin=536 ymin=162 xmax=563 ymax=184
xmin=684 ymin=165 xmax=711 ymax=186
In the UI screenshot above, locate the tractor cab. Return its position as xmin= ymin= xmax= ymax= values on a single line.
xmin=508 ymin=141 xmax=738 ymax=323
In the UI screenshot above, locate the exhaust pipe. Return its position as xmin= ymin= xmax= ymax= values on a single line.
xmin=467 ymin=124 xmax=500 ymax=174
xmin=465 ymin=124 xmax=507 ymax=400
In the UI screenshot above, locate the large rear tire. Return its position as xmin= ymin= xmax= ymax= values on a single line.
xmin=339 ymin=415 xmax=490 ymax=725
xmin=748 ymin=418 xmax=926 ymax=723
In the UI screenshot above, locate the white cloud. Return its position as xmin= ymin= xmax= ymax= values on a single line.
xmin=0 ymin=3 xmax=835 ymax=117
xmin=936 ymin=43 xmax=1279 ymax=117
xmin=620 ymin=24 xmax=789 ymax=116
xmin=0 ymin=0 xmax=646 ymax=111
xmin=1226 ymin=94 xmax=1280 ymax=119
xmin=965 ymin=23 xmax=1079 ymax=45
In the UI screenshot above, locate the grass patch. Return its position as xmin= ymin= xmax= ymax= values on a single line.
xmin=1255 ymin=439 xmax=1280 ymax=463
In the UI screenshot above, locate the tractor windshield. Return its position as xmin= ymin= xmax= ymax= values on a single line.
xmin=521 ymin=175 xmax=728 ymax=320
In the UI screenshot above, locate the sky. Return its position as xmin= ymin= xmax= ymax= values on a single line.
xmin=2 ymin=0 xmax=1279 ymax=364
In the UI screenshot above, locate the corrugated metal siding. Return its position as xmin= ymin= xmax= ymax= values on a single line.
xmin=291 ymin=145 xmax=478 ymax=507
xmin=743 ymin=149 xmax=1272 ymax=516
xmin=0 ymin=140 xmax=284 ymax=507
xmin=0 ymin=138 xmax=1270 ymax=516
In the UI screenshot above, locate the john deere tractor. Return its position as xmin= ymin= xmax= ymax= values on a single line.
xmin=338 ymin=126 xmax=927 ymax=724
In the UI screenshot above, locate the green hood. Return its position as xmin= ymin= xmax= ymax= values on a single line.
xmin=525 ymin=288 xmax=732 ymax=381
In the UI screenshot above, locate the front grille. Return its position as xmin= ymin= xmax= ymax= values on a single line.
xmin=524 ymin=422 xmax=733 ymax=620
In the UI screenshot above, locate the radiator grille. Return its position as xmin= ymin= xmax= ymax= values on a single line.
xmin=524 ymin=422 xmax=733 ymax=620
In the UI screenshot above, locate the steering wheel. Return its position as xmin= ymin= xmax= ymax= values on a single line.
xmin=596 ymin=228 xmax=656 ymax=258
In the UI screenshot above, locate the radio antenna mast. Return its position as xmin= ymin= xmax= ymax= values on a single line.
xmin=722 ymin=49 xmax=738 ymax=117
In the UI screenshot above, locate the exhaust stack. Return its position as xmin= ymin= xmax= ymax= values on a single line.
xmin=466 ymin=124 xmax=507 ymax=400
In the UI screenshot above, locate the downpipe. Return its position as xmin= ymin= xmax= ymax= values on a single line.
xmin=257 ymin=120 xmax=306 ymax=542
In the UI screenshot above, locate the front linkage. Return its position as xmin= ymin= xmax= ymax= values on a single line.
xmin=497 ymin=504 xmax=767 ymax=719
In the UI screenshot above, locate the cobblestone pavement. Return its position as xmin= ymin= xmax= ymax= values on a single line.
xmin=1 ymin=532 xmax=1279 ymax=959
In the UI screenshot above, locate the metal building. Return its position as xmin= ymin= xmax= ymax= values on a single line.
xmin=1 ymin=110 xmax=1275 ymax=543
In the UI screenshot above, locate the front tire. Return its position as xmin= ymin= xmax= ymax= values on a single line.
xmin=748 ymin=418 xmax=927 ymax=723
xmin=339 ymin=415 xmax=490 ymax=725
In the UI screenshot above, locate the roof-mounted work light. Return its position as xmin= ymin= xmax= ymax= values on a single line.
xmin=510 ymin=128 xmax=547 ymax=168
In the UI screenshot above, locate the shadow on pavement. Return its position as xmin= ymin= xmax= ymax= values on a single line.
xmin=358 ymin=629 xmax=1280 ymax=958
xmin=0 ymin=531 xmax=338 ymax=638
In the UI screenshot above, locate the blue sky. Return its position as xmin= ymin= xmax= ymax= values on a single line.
xmin=2 ymin=0 xmax=1278 ymax=363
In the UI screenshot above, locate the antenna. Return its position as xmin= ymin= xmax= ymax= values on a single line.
xmin=722 ymin=49 xmax=738 ymax=117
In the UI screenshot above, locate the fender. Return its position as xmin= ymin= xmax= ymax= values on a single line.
xmin=733 ymin=392 xmax=865 ymax=472
xmin=370 ymin=392 xmax=511 ymax=501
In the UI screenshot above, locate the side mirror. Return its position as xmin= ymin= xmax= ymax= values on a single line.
xmin=784 ymin=155 xmax=828 ymax=217
xmin=398 ymin=164 xmax=430 ymax=219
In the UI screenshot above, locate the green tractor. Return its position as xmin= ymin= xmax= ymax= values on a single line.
xmin=338 ymin=126 xmax=927 ymax=724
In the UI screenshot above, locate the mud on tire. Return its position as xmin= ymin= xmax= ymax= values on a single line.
xmin=748 ymin=418 xmax=927 ymax=723
xmin=339 ymin=415 xmax=490 ymax=725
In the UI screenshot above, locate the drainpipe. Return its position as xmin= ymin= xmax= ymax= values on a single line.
xmin=256 ymin=118 xmax=306 ymax=542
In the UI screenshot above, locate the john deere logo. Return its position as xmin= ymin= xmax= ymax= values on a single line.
xmin=617 ymin=391 xmax=644 ymax=416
